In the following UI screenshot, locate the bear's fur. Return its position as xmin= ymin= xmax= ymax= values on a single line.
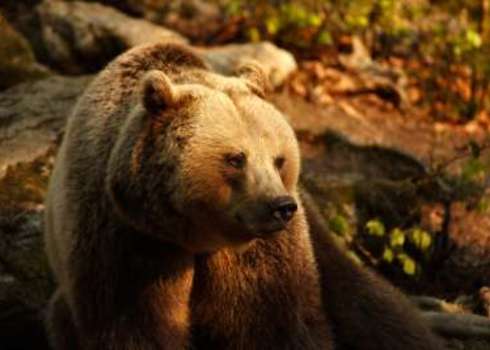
xmin=44 ymin=43 xmax=447 ymax=350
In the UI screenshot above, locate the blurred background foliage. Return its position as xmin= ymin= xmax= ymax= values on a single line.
xmin=210 ymin=0 xmax=490 ymax=122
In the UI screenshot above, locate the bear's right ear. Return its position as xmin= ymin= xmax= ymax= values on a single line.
xmin=141 ymin=70 xmax=179 ymax=112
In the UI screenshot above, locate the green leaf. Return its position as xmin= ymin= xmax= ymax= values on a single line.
xmin=453 ymin=45 xmax=462 ymax=57
xmin=281 ymin=3 xmax=308 ymax=26
xmin=366 ymin=219 xmax=385 ymax=237
xmin=397 ymin=253 xmax=416 ymax=275
xmin=410 ymin=228 xmax=432 ymax=251
xmin=225 ymin=0 xmax=242 ymax=16
xmin=466 ymin=29 xmax=482 ymax=49
xmin=382 ymin=247 xmax=394 ymax=263
xmin=477 ymin=198 xmax=490 ymax=213
xmin=265 ymin=16 xmax=280 ymax=35
xmin=379 ymin=0 xmax=394 ymax=11
xmin=390 ymin=228 xmax=405 ymax=247
xmin=347 ymin=14 xmax=369 ymax=29
xmin=316 ymin=30 xmax=333 ymax=45
xmin=329 ymin=215 xmax=349 ymax=236
xmin=247 ymin=27 xmax=261 ymax=43
xmin=307 ymin=14 xmax=322 ymax=27
xmin=462 ymin=158 xmax=486 ymax=181
xmin=403 ymin=257 xmax=416 ymax=275
xmin=346 ymin=251 xmax=363 ymax=265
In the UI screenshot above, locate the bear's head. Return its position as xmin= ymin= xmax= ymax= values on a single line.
xmin=107 ymin=63 xmax=301 ymax=252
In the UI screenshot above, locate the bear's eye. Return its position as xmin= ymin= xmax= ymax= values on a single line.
xmin=275 ymin=156 xmax=286 ymax=170
xmin=225 ymin=152 xmax=247 ymax=169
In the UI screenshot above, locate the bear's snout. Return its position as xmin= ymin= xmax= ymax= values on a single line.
xmin=269 ymin=196 xmax=297 ymax=223
xmin=235 ymin=195 xmax=298 ymax=237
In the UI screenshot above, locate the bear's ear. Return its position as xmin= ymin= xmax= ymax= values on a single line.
xmin=141 ymin=70 xmax=179 ymax=112
xmin=236 ymin=61 xmax=271 ymax=98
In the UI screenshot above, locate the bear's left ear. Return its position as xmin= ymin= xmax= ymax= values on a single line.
xmin=236 ymin=61 xmax=271 ymax=98
xmin=141 ymin=70 xmax=179 ymax=112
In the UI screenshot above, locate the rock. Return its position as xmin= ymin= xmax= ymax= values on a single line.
xmin=33 ymin=0 xmax=188 ymax=73
xmin=339 ymin=36 xmax=409 ymax=109
xmin=0 ymin=75 xmax=92 ymax=179
xmin=0 ymin=75 xmax=89 ymax=325
xmin=339 ymin=36 xmax=373 ymax=71
xmin=149 ymin=0 xmax=222 ymax=42
xmin=0 ymin=75 xmax=89 ymax=349
xmin=0 ymin=16 xmax=50 ymax=90
xmin=0 ymin=210 xmax=52 ymax=309
xmin=0 ymin=208 xmax=52 ymax=350
xmin=480 ymin=287 xmax=490 ymax=317
xmin=197 ymin=42 xmax=297 ymax=87
xmin=96 ymin=0 xmax=221 ymax=41
xmin=96 ymin=0 xmax=173 ymax=19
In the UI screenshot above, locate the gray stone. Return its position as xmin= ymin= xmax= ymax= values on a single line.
xmin=0 ymin=75 xmax=92 ymax=178
xmin=198 ymin=42 xmax=297 ymax=87
xmin=0 ymin=16 xmax=50 ymax=90
xmin=35 ymin=0 xmax=187 ymax=73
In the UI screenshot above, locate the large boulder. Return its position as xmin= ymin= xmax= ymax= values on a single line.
xmin=32 ymin=0 xmax=188 ymax=73
xmin=0 ymin=75 xmax=91 ymax=179
xmin=198 ymin=42 xmax=297 ymax=87
xmin=0 ymin=16 xmax=50 ymax=90
xmin=5 ymin=1 xmax=296 ymax=86
xmin=89 ymin=0 xmax=221 ymax=41
xmin=0 ymin=76 xmax=90 ymax=350
xmin=121 ymin=0 xmax=221 ymax=41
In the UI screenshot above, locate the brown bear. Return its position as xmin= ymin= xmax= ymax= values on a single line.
xmin=44 ymin=43 xmax=447 ymax=350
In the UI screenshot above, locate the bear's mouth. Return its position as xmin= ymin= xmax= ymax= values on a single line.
xmin=235 ymin=213 xmax=287 ymax=239
xmin=256 ymin=222 xmax=287 ymax=236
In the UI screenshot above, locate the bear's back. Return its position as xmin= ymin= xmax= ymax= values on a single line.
xmin=72 ymin=43 xmax=207 ymax=137
xmin=44 ymin=44 xmax=208 ymax=288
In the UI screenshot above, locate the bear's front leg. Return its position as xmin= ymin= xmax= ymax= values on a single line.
xmin=71 ymin=243 xmax=195 ymax=350
xmin=46 ymin=289 xmax=80 ymax=350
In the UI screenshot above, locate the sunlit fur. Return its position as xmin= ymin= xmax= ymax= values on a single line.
xmin=173 ymin=83 xmax=300 ymax=250
xmin=44 ymin=43 xmax=446 ymax=350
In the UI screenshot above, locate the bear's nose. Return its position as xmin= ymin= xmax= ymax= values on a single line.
xmin=270 ymin=196 xmax=298 ymax=223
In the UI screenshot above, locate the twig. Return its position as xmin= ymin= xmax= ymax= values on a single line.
xmin=432 ymin=140 xmax=490 ymax=175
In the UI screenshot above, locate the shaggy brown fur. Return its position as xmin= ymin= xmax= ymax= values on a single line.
xmin=44 ymin=43 xmax=446 ymax=350
xmin=301 ymin=187 xmax=447 ymax=350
